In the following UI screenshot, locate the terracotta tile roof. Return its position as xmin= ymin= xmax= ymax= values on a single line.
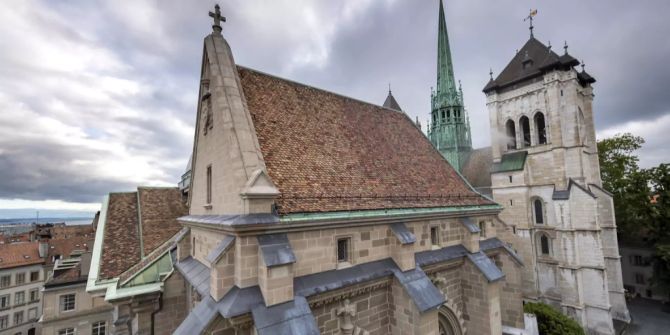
xmin=100 ymin=192 xmax=142 ymax=279
xmin=46 ymin=236 xmax=94 ymax=266
xmin=238 ymin=67 xmax=494 ymax=214
xmin=98 ymin=188 xmax=186 ymax=280
xmin=138 ymin=187 xmax=188 ymax=255
xmin=0 ymin=242 xmax=43 ymax=270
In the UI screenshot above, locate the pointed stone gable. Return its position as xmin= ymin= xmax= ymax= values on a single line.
xmin=189 ymin=29 xmax=269 ymax=215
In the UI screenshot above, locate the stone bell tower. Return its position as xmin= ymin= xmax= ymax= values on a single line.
xmin=482 ymin=16 xmax=629 ymax=334
xmin=428 ymin=0 xmax=472 ymax=172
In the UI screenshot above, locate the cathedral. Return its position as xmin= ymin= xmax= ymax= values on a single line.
xmin=428 ymin=6 xmax=631 ymax=335
xmin=83 ymin=1 xmax=631 ymax=335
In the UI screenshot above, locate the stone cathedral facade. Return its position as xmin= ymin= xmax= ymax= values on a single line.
xmin=169 ymin=3 xmax=531 ymax=335
xmin=447 ymin=22 xmax=631 ymax=335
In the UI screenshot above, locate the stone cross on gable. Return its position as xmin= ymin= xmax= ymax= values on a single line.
xmin=209 ymin=4 xmax=226 ymax=33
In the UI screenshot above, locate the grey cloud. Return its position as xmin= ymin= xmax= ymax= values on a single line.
xmin=0 ymin=0 xmax=668 ymax=207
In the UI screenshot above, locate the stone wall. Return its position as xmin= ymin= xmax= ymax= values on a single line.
xmin=153 ymin=271 xmax=189 ymax=335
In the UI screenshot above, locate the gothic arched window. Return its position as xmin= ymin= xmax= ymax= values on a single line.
xmin=540 ymin=235 xmax=550 ymax=255
xmin=505 ymin=120 xmax=517 ymax=150
xmin=533 ymin=199 xmax=544 ymax=224
xmin=534 ymin=112 xmax=547 ymax=144
xmin=520 ymin=116 xmax=531 ymax=147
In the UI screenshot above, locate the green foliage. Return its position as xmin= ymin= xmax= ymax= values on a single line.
xmin=597 ymin=133 xmax=670 ymax=298
xmin=523 ymin=302 xmax=584 ymax=335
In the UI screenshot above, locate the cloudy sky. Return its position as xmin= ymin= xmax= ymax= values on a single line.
xmin=0 ymin=0 xmax=668 ymax=216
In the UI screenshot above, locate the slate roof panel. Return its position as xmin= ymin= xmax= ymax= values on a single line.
xmin=392 ymin=267 xmax=445 ymax=312
xmin=238 ymin=66 xmax=494 ymax=214
xmin=217 ymin=285 xmax=265 ymax=318
xmin=389 ymin=222 xmax=416 ymax=245
xmin=466 ymin=251 xmax=505 ymax=282
xmin=252 ymin=296 xmax=319 ymax=335
xmin=175 ymin=256 xmax=210 ymax=297
xmin=179 ymin=214 xmax=280 ymax=226
xmin=479 ymin=237 xmax=524 ymax=265
xmin=257 ymin=234 xmax=296 ymax=267
xmin=294 ymin=258 xmax=396 ymax=297
xmin=460 ymin=217 xmax=481 ymax=233
xmin=205 ymin=235 xmax=235 ymax=265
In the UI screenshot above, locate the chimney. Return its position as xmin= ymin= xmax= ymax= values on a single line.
xmin=38 ymin=241 xmax=48 ymax=258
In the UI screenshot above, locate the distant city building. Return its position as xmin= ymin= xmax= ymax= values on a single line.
xmin=0 ymin=242 xmax=44 ymax=335
xmin=40 ymin=252 xmax=112 ymax=335
xmin=620 ymin=245 xmax=665 ymax=301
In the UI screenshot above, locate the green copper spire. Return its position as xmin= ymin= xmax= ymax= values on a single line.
xmin=428 ymin=0 xmax=472 ymax=172
xmin=436 ymin=0 xmax=458 ymax=102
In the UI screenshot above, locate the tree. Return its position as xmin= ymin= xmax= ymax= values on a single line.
xmin=597 ymin=133 xmax=647 ymax=239
xmin=647 ymin=164 xmax=670 ymax=296
xmin=524 ymin=302 xmax=585 ymax=335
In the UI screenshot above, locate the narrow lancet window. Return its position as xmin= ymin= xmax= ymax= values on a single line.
xmin=506 ymin=120 xmax=517 ymax=150
xmin=535 ymin=113 xmax=546 ymax=144
xmin=520 ymin=116 xmax=531 ymax=147
xmin=534 ymin=199 xmax=544 ymax=224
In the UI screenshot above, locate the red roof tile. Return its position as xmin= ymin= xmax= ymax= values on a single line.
xmin=0 ymin=242 xmax=43 ymax=270
xmin=99 ymin=192 xmax=142 ymax=279
xmin=139 ymin=187 xmax=188 ymax=255
xmin=238 ymin=67 xmax=494 ymax=214
xmin=98 ymin=188 xmax=186 ymax=280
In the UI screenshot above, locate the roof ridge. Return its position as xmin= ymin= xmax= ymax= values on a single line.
xmin=237 ymin=65 xmax=405 ymax=115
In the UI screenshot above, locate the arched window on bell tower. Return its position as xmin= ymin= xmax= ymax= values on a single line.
xmin=533 ymin=198 xmax=544 ymax=224
xmin=520 ymin=116 xmax=531 ymax=147
xmin=534 ymin=112 xmax=546 ymax=144
xmin=505 ymin=120 xmax=517 ymax=150
xmin=540 ymin=235 xmax=550 ymax=255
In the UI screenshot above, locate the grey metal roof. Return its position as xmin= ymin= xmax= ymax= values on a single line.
xmin=172 ymin=295 xmax=219 ymax=335
xmin=382 ymin=90 xmax=402 ymax=111
xmin=252 ymin=296 xmax=319 ymax=335
xmin=217 ymin=285 xmax=265 ymax=318
xmin=466 ymin=251 xmax=504 ymax=282
xmin=415 ymin=243 xmax=469 ymax=267
xmin=552 ymin=179 xmax=597 ymax=200
xmin=391 ymin=267 xmax=445 ymax=312
xmin=460 ymin=217 xmax=481 ymax=233
xmin=389 ymin=222 xmax=416 ymax=245
xmin=257 ymin=233 xmax=297 ymax=267
xmin=175 ymin=256 xmax=210 ymax=297
xmin=179 ymin=214 xmax=280 ymax=226
xmin=173 ymin=227 xmax=190 ymax=244
xmin=479 ymin=237 xmax=524 ymax=265
xmin=294 ymin=258 xmax=396 ymax=297
xmin=205 ymin=235 xmax=235 ymax=264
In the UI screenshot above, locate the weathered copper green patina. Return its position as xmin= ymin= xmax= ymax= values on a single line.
xmin=428 ymin=0 xmax=472 ymax=172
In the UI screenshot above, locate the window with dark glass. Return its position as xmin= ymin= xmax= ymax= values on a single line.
xmin=520 ymin=116 xmax=531 ymax=147
xmin=29 ymin=271 xmax=39 ymax=282
xmin=540 ymin=235 xmax=550 ymax=255
xmin=534 ymin=113 xmax=546 ymax=144
xmin=534 ymin=199 xmax=544 ymax=224
xmin=15 ymin=273 xmax=25 ymax=285
xmin=92 ymin=321 xmax=106 ymax=335
xmin=206 ymin=165 xmax=212 ymax=204
xmin=59 ymin=294 xmax=75 ymax=312
xmin=479 ymin=221 xmax=487 ymax=237
xmin=337 ymin=238 xmax=350 ymax=263
xmin=430 ymin=227 xmax=439 ymax=246
xmin=505 ymin=120 xmax=516 ymax=150
xmin=58 ymin=328 xmax=74 ymax=335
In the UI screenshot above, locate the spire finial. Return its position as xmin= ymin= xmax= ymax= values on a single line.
xmin=489 ymin=68 xmax=493 ymax=80
xmin=209 ymin=4 xmax=226 ymax=33
xmin=524 ymin=9 xmax=537 ymax=38
xmin=388 ymin=82 xmax=391 ymax=93
xmin=459 ymin=80 xmax=462 ymax=91
xmin=548 ymin=40 xmax=552 ymax=49
xmin=581 ymin=60 xmax=585 ymax=72
xmin=564 ymin=41 xmax=568 ymax=55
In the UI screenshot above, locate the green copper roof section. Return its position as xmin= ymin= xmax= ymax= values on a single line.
xmin=434 ymin=0 xmax=460 ymax=108
xmin=121 ymin=251 xmax=175 ymax=288
xmin=492 ymin=151 xmax=527 ymax=173
xmin=281 ymin=204 xmax=502 ymax=224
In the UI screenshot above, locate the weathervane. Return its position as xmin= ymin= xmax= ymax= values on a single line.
xmin=524 ymin=9 xmax=538 ymax=37
xmin=209 ymin=4 xmax=226 ymax=33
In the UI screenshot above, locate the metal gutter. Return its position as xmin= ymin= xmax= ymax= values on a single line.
xmin=280 ymin=204 xmax=502 ymax=224
xmin=87 ymin=195 xmax=115 ymax=295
